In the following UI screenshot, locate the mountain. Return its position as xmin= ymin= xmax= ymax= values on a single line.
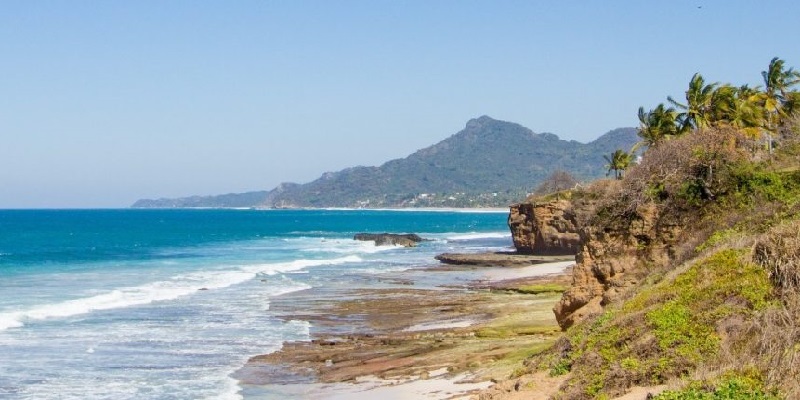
xmin=132 ymin=116 xmax=639 ymax=208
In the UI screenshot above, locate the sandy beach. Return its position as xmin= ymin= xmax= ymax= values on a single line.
xmin=236 ymin=258 xmax=575 ymax=399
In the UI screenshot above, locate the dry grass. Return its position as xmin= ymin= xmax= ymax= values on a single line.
xmin=754 ymin=219 xmax=800 ymax=293
xmin=746 ymin=294 xmax=800 ymax=399
xmin=742 ymin=220 xmax=800 ymax=398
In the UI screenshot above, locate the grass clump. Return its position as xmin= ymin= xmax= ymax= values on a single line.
xmin=514 ymin=283 xmax=568 ymax=294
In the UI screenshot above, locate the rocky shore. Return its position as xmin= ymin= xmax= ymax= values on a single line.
xmin=235 ymin=200 xmax=589 ymax=398
xmin=236 ymin=259 xmax=575 ymax=399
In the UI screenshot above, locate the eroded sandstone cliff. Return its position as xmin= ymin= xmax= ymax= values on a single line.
xmin=507 ymin=199 xmax=580 ymax=255
xmin=552 ymin=202 xmax=688 ymax=329
xmin=508 ymin=195 xmax=691 ymax=330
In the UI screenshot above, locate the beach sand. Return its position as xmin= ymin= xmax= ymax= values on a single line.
xmin=237 ymin=258 xmax=575 ymax=399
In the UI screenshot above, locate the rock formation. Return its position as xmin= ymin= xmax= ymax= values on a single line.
xmin=507 ymin=199 xmax=580 ymax=255
xmin=553 ymin=202 xmax=687 ymax=329
xmin=353 ymin=233 xmax=424 ymax=247
xmin=507 ymin=195 xmax=690 ymax=330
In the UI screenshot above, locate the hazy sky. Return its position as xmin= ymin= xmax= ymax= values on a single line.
xmin=2 ymin=1 xmax=799 ymax=208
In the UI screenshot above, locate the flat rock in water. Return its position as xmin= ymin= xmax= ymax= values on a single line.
xmin=435 ymin=252 xmax=574 ymax=267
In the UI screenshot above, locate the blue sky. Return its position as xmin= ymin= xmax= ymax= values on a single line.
xmin=1 ymin=1 xmax=799 ymax=207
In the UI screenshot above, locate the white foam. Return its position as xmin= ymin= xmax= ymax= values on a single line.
xmin=243 ymin=255 xmax=362 ymax=275
xmin=0 ymin=315 xmax=24 ymax=330
xmin=206 ymin=375 xmax=243 ymax=400
xmin=303 ymin=239 xmax=400 ymax=254
xmin=266 ymin=282 xmax=312 ymax=297
xmin=0 ymin=256 xmax=360 ymax=331
xmin=445 ymin=232 xmax=511 ymax=241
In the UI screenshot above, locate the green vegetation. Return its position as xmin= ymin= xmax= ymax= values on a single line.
xmin=522 ymin=58 xmax=800 ymax=399
xmin=548 ymin=250 xmax=774 ymax=398
xmin=603 ymin=149 xmax=633 ymax=179
xmin=638 ymin=57 xmax=799 ymax=149
xmin=513 ymin=284 xmax=568 ymax=295
xmin=655 ymin=372 xmax=780 ymax=400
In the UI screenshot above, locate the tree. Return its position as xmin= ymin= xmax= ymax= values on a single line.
xmin=709 ymin=84 xmax=764 ymax=137
xmin=534 ymin=170 xmax=577 ymax=199
xmin=604 ymin=149 xmax=633 ymax=180
xmin=669 ymin=73 xmax=718 ymax=131
xmin=762 ymin=57 xmax=800 ymax=101
xmin=760 ymin=57 xmax=800 ymax=131
xmin=636 ymin=103 xmax=682 ymax=148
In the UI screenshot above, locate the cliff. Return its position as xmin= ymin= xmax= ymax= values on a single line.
xmin=552 ymin=201 xmax=688 ymax=329
xmin=507 ymin=194 xmax=688 ymax=329
xmin=507 ymin=199 xmax=580 ymax=256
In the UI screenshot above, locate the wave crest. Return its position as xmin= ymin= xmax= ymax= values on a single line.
xmin=0 ymin=256 xmax=361 ymax=331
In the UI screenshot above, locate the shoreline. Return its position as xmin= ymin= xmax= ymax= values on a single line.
xmin=236 ymin=258 xmax=574 ymax=399
xmin=123 ymin=206 xmax=512 ymax=213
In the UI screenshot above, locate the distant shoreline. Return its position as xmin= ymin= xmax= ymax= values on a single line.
xmin=126 ymin=206 xmax=512 ymax=213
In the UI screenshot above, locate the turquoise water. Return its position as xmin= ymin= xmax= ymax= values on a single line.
xmin=0 ymin=209 xmax=511 ymax=399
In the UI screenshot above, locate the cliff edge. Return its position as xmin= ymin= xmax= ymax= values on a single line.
xmin=508 ymin=199 xmax=580 ymax=256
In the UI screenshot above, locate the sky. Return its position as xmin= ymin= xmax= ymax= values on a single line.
xmin=1 ymin=1 xmax=799 ymax=208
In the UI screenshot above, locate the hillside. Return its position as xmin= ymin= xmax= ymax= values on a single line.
xmin=132 ymin=116 xmax=638 ymax=208
xmin=480 ymin=59 xmax=800 ymax=399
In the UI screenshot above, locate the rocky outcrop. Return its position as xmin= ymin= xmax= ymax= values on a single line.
xmin=354 ymin=233 xmax=424 ymax=247
xmin=507 ymin=199 xmax=580 ymax=255
xmin=553 ymin=203 xmax=687 ymax=329
xmin=506 ymin=194 xmax=693 ymax=329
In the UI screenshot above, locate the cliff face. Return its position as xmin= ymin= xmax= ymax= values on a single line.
xmin=553 ymin=202 xmax=686 ymax=329
xmin=507 ymin=199 xmax=580 ymax=255
xmin=508 ymin=196 xmax=689 ymax=330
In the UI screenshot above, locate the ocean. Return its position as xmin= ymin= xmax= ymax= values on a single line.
xmin=0 ymin=209 xmax=512 ymax=399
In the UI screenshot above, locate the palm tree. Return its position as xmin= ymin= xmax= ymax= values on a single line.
xmin=710 ymin=84 xmax=764 ymax=137
xmin=761 ymin=57 xmax=800 ymax=131
xmin=762 ymin=57 xmax=800 ymax=101
xmin=636 ymin=103 xmax=682 ymax=148
xmin=668 ymin=73 xmax=718 ymax=131
xmin=604 ymin=149 xmax=632 ymax=180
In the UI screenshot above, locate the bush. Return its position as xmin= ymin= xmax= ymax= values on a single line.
xmin=754 ymin=219 xmax=800 ymax=293
xmin=655 ymin=373 xmax=780 ymax=400
xmin=618 ymin=127 xmax=749 ymax=215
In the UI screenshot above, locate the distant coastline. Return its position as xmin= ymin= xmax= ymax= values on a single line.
xmin=131 ymin=117 xmax=638 ymax=210
xmin=126 ymin=206 xmax=512 ymax=213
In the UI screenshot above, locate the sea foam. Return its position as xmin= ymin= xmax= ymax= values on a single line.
xmin=445 ymin=232 xmax=511 ymax=241
xmin=0 ymin=256 xmax=360 ymax=332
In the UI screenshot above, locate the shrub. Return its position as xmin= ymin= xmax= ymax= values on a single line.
xmin=654 ymin=371 xmax=780 ymax=400
xmin=619 ymin=127 xmax=749 ymax=216
xmin=754 ymin=219 xmax=800 ymax=293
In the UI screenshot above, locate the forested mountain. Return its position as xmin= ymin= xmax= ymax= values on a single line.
xmin=132 ymin=116 xmax=638 ymax=208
